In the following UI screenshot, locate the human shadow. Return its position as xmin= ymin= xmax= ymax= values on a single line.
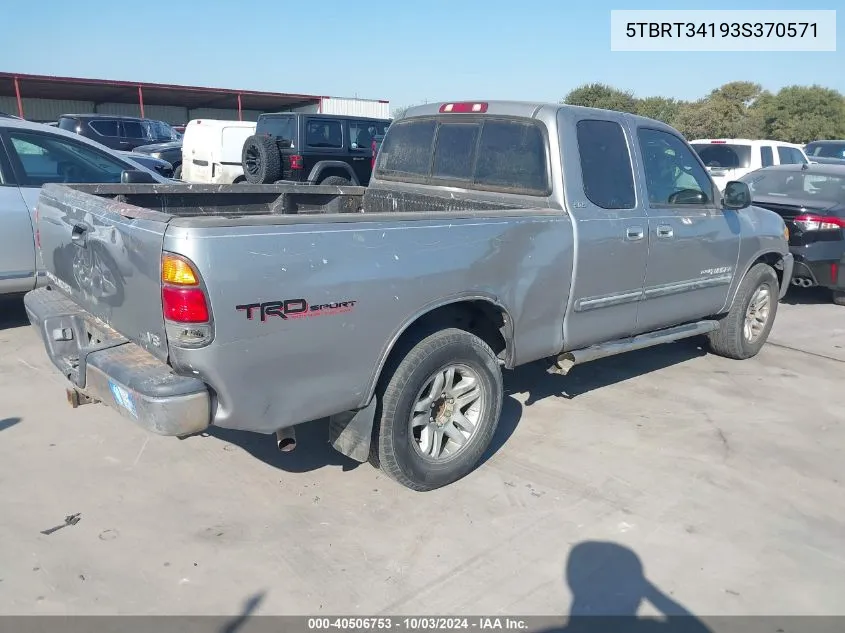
xmin=780 ymin=286 xmax=834 ymax=306
xmin=0 ymin=417 xmax=22 ymax=432
xmin=538 ymin=541 xmax=713 ymax=633
xmin=505 ymin=339 xmax=707 ymax=406
xmin=0 ymin=298 xmax=29 ymax=330
xmin=219 ymin=590 xmax=265 ymax=633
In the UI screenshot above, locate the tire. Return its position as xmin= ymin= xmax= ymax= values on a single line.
xmin=833 ymin=291 xmax=845 ymax=306
xmin=707 ymin=263 xmax=779 ymax=360
xmin=373 ymin=328 xmax=503 ymax=491
xmin=241 ymin=135 xmax=281 ymax=184
xmin=172 ymin=164 xmax=182 ymax=180
xmin=319 ymin=175 xmax=351 ymax=186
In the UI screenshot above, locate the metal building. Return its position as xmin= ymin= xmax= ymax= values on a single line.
xmin=0 ymin=72 xmax=390 ymax=123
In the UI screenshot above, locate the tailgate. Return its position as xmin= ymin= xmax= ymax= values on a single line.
xmin=36 ymin=183 xmax=170 ymax=361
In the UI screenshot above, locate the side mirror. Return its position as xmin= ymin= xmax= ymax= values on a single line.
xmin=722 ymin=181 xmax=751 ymax=210
xmin=668 ymin=189 xmax=708 ymax=205
xmin=121 ymin=169 xmax=157 ymax=184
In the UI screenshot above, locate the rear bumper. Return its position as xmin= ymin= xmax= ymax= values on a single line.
xmin=790 ymin=244 xmax=845 ymax=291
xmin=24 ymin=287 xmax=211 ymax=437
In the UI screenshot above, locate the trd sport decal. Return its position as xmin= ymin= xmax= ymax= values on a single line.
xmin=236 ymin=299 xmax=357 ymax=322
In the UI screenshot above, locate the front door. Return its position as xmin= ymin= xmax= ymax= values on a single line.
xmin=560 ymin=115 xmax=649 ymax=350
xmin=633 ymin=127 xmax=741 ymax=333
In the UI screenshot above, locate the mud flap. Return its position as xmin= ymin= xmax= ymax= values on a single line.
xmin=328 ymin=396 xmax=377 ymax=463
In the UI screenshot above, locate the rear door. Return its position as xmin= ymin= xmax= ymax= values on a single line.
xmin=634 ymin=127 xmax=740 ymax=332
xmin=303 ymin=117 xmax=345 ymax=180
xmin=560 ymin=114 xmax=648 ymax=349
xmin=0 ymin=131 xmax=36 ymax=293
xmin=184 ymin=122 xmax=214 ymax=183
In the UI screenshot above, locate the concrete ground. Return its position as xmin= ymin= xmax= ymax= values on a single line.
xmin=0 ymin=287 xmax=842 ymax=619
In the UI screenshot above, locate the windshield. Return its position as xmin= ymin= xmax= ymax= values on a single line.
xmin=806 ymin=143 xmax=845 ymax=159
xmin=741 ymin=170 xmax=845 ymax=204
xmin=692 ymin=143 xmax=752 ymax=169
xmin=142 ymin=119 xmax=179 ymax=142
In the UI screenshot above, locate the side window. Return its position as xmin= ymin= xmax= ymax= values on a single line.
xmin=6 ymin=130 xmax=129 ymax=187
xmin=432 ymin=123 xmax=480 ymax=180
xmin=349 ymin=121 xmax=380 ymax=150
xmin=377 ymin=119 xmax=436 ymax=176
xmin=475 ymin=120 xmax=548 ymax=193
xmin=637 ymin=128 xmax=712 ymax=205
xmin=791 ymin=148 xmax=808 ymax=164
xmin=306 ymin=119 xmax=342 ymax=148
xmin=89 ymin=120 xmax=119 ymax=137
xmin=760 ymin=146 xmax=774 ymax=167
xmin=58 ymin=118 xmax=78 ymax=132
xmin=576 ymin=119 xmax=635 ymax=209
xmin=777 ymin=146 xmax=799 ymax=165
xmin=258 ymin=116 xmax=295 ymax=147
xmin=121 ymin=121 xmax=145 ymax=140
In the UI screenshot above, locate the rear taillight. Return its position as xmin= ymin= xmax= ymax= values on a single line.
xmin=161 ymin=253 xmax=213 ymax=347
xmin=34 ymin=207 xmax=40 ymax=249
xmin=290 ymin=154 xmax=303 ymax=170
xmin=439 ymin=102 xmax=488 ymax=113
xmin=832 ymin=262 xmax=840 ymax=285
xmin=793 ymin=214 xmax=845 ymax=232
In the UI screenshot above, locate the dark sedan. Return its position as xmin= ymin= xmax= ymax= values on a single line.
xmin=133 ymin=140 xmax=183 ymax=179
xmin=805 ymin=140 xmax=845 ymax=165
xmin=740 ymin=163 xmax=845 ymax=306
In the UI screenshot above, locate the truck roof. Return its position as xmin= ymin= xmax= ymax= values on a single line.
xmin=400 ymin=100 xmax=676 ymax=131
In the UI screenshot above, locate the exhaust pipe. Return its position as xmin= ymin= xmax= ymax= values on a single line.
xmin=791 ymin=277 xmax=816 ymax=288
xmin=275 ymin=427 xmax=297 ymax=452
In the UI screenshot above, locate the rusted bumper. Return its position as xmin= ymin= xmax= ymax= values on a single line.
xmin=24 ymin=287 xmax=210 ymax=437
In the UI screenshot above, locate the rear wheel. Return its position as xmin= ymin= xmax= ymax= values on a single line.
xmin=241 ymin=135 xmax=281 ymax=184
xmin=373 ymin=328 xmax=503 ymax=491
xmin=172 ymin=164 xmax=182 ymax=180
xmin=707 ymin=263 xmax=779 ymax=360
xmin=319 ymin=175 xmax=351 ymax=186
xmin=833 ymin=291 xmax=845 ymax=306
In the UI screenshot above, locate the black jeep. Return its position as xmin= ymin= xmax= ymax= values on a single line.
xmin=241 ymin=113 xmax=390 ymax=185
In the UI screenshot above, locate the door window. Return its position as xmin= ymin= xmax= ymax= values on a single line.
xmin=6 ymin=130 xmax=129 ymax=187
xmin=576 ymin=119 xmax=636 ymax=209
xmin=89 ymin=120 xmax=119 ymax=137
xmin=760 ymin=146 xmax=774 ymax=167
xmin=638 ymin=128 xmax=712 ymax=205
xmin=121 ymin=121 xmax=146 ymax=140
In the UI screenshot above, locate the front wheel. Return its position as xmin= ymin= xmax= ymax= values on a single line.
xmin=373 ymin=328 xmax=503 ymax=491
xmin=707 ymin=263 xmax=779 ymax=360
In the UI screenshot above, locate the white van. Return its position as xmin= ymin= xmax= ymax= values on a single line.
xmin=181 ymin=119 xmax=257 ymax=184
xmin=690 ymin=138 xmax=810 ymax=191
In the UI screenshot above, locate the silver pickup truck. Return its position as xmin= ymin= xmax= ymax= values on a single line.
xmin=24 ymin=101 xmax=793 ymax=491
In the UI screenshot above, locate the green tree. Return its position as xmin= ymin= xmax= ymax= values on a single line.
xmin=636 ymin=97 xmax=683 ymax=124
xmin=563 ymin=83 xmax=637 ymax=114
xmin=758 ymin=85 xmax=845 ymax=143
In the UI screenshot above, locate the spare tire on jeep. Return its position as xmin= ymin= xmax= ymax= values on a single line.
xmin=242 ymin=135 xmax=281 ymax=184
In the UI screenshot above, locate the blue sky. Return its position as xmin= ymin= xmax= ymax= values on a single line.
xmin=2 ymin=0 xmax=842 ymax=111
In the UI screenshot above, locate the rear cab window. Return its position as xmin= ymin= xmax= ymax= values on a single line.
xmin=575 ymin=119 xmax=636 ymax=209
xmin=760 ymin=146 xmax=774 ymax=167
xmin=375 ymin=116 xmax=550 ymax=196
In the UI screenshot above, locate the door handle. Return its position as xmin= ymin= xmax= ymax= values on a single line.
xmin=626 ymin=226 xmax=644 ymax=241
xmin=657 ymin=224 xmax=674 ymax=238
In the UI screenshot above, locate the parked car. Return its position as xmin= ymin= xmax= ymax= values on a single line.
xmin=0 ymin=118 xmax=171 ymax=297
xmin=181 ymin=119 xmax=256 ymax=184
xmin=57 ymin=114 xmax=180 ymax=151
xmin=116 ymin=150 xmax=173 ymax=178
xmin=24 ymin=100 xmax=792 ymax=491
xmin=241 ymin=112 xmax=390 ymax=185
xmin=804 ymin=140 xmax=845 ymax=165
xmin=132 ymin=141 xmax=182 ymax=179
xmin=739 ymin=163 xmax=845 ymax=305
xmin=690 ymin=138 xmax=809 ymax=191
